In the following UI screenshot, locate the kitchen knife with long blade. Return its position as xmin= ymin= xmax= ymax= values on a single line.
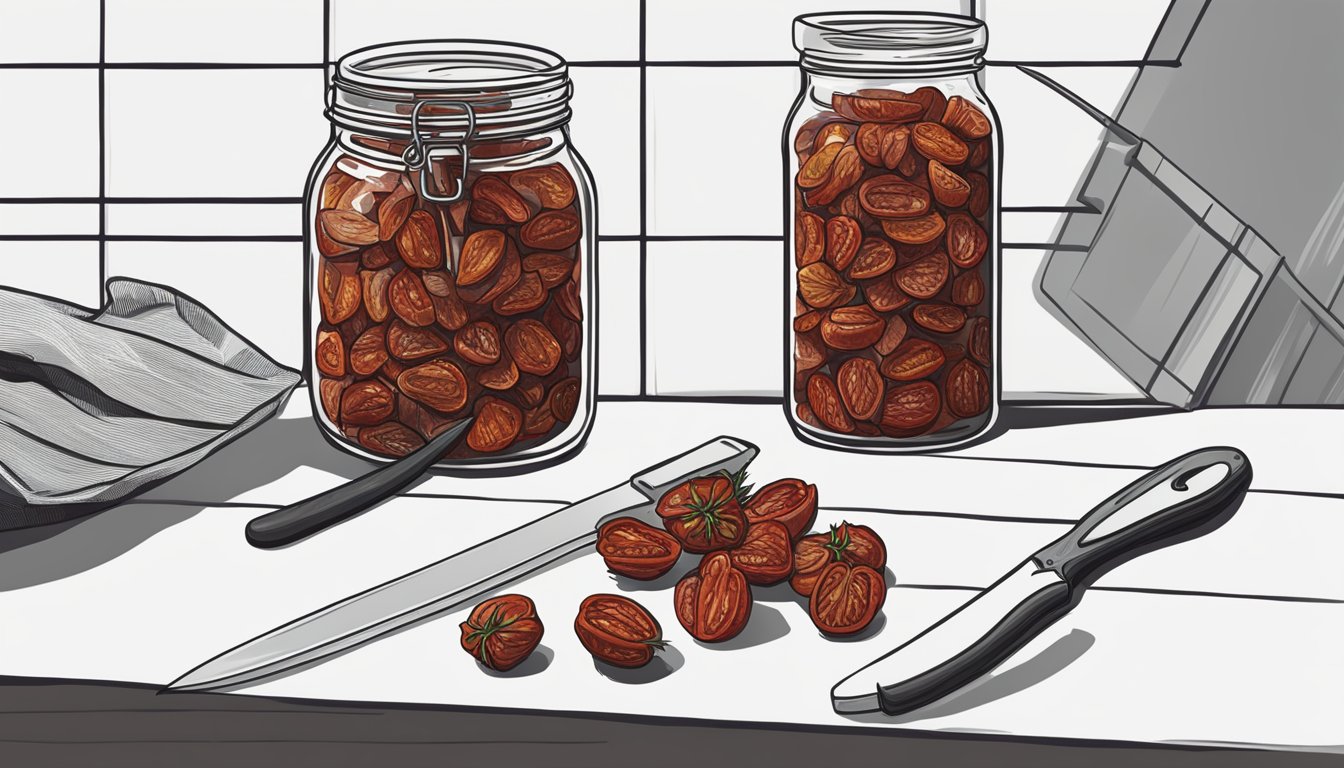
xmin=167 ymin=436 xmax=758 ymax=693
xmin=832 ymin=446 xmax=1252 ymax=716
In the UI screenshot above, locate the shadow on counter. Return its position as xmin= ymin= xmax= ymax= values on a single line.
xmin=0 ymin=411 xmax=372 ymax=592
xmin=840 ymin=628 xmax=1096 ymax=725
xmin=940 ymin=401 xmax=1179 ymax=451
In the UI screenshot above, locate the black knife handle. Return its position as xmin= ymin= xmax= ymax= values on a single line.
xmin=1033 ymin=446 xmax=1252 ymax=589
xmin=245 ymin=417 xmax=472 ymax=549
xmin=876 ymin=577 xmax=1073 ymax=716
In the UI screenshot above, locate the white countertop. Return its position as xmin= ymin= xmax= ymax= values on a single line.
xmin=0 ymin=393 xmax=1340 ymax=753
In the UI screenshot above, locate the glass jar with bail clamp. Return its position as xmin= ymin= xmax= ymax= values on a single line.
xmin=306 ymin=40 xmax=597 ymax=468
xmin=785 ymin=13 xmax=1000 ymax=452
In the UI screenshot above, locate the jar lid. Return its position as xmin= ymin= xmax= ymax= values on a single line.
xmin=329 ymin=40 xmax=573 ymax=141
xmin=794 ymin=13 xmax=986 ymax=76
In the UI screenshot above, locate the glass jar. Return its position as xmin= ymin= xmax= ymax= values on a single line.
xmin=306 ymin=41 xmax=596 ymax=468
xmin=785 ymin=13 xmax=999 ymax=452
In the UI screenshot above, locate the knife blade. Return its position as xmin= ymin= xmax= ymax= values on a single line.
xmin=832 ymin=446 xmax=1252 ymax=716
xmin=167 ymin=435 xmax=758 ymax=693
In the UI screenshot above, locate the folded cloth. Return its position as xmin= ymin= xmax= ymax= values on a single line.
xmin=0 ymin=279 xmax=301 ymax=530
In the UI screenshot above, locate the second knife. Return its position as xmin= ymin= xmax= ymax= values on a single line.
xmin=832 ymin=446 xmax=1253 ymax=716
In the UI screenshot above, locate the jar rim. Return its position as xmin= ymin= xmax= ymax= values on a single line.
xmin=329 ymin=39 xmax=572 ymax=141
xmin=794 ymin=12 xmax=987 ymax=76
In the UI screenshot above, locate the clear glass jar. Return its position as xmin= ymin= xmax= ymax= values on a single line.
xmin=306 ymin=41 xmax=596 ymax=468
xmin=785 ymin=13 xmax=999 ymax=452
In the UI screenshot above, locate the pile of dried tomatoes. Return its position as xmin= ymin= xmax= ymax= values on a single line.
xmin=460 ymin=472 xmax=890 ymax=672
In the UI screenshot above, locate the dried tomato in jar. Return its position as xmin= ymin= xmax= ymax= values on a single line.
xmin=308 ymin=41 xmax=595 ymax=468
xmin=786 ymin=14 xmax=998 ymax=452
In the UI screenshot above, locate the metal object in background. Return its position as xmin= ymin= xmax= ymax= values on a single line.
xmin=1035 ymin=0 xmax=1344 ymax=408
xmin=832 ymin=446 xmax=1252 ymax=716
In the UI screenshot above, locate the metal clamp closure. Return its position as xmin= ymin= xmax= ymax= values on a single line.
xmin=401 ymin=99 xmax=475 ymax=203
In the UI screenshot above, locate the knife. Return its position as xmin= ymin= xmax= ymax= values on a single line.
xmin=832 ymin=446 xmax=1252 ymax=716
xmin=167 ymin=436 xmax=758 ymax=693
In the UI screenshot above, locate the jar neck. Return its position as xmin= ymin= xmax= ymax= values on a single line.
xmin=335 ymin=126 xmax=570 ymax=171
xmin=795 ymin=13 xmax=986 ymax=80
xmin=328 ymin=41 xmax=573 ymax=145
xmin=803 ymin=71 xmax=982 ymax=111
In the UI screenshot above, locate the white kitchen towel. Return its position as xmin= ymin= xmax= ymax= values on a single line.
xmin=0 ymin=278 xmax=300 ymax=529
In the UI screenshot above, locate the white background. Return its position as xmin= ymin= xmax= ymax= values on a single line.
xmin=0 ymin=0 xmax=1175 ymax=399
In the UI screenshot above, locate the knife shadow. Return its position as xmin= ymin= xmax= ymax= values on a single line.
xmin=841 ymin=628 xmax=1095 ymax=725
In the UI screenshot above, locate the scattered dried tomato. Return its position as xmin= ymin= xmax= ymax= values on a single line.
xmin=673 ymin=551 xmax=753 ymax=643
xmin=597 ymin=517 xmax=683 ymax=580
xmin=791 ymin=522 xmax=887 ymax=597
xmin=728 ymin=520 xmax=795 ymax=585
xmin=655 ymin=469 xmax=752 ymax=553
xmin=459 ymin=594 xmax=544 ymax=672
xmin=808 ymin=561 xmax=886 ymax=636
xmin=742 ymin=478 xmax=818 ymax=542
xmin=574 ymin=594 xmax=666 ymax=668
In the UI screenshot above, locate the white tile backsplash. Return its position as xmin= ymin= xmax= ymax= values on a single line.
xmin=0 ymin=242 xmax=102 ymax=308
xmin=328 ymin=0 xmax=640 ymax=63
xmin=106 ymin=203 xmax=302 ymax=237
xmin=0 ymin=0 xmax=100 ymax=63
xmin=646 ymin=241 xmax=783 ymax=396
xmin=569 ymin=67 xmax=641 ymax=237
xmin=596 ymin=241 xmax=641 ymax=396
xmin=645 ymin=0 xmax=971 ymax=61
xmin=981 ymin=0 xmax=1172 ymax=61
xmin=104 ymin=69 xmax=328 ymax=198
xmin=647 ymin=66 xmax=798 ymax=237
xmin=0 ymin=70 xmax=101 ymax=197
xmin=0 ymin=4 xmax=1176 ymax=400
xmin=1002 ymin=210 xmax=1071 ymax=245
xmin=0 ymin=204 xmax=100 ymax=236
xmin=105 ymin=0 xmax=323 ymax=63
xmin=105 ymin=241 xmax=304 ymax=370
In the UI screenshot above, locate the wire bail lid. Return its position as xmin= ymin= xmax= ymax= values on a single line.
xmin=329 ymin=40 xmax=572 ymax=202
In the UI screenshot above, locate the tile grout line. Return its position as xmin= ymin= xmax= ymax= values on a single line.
xmin=0 ymin=60 xmax=1177 ymax=70
xmin=0 ymin=60 xmax=1176 ymax=70
xmin=97 ymin=0 xmax=107 ymax=303
xmin=0 ymin=235 xmax=304 ymax=242
xmin=0 ymin=197 xmax=307 ymax=204
xmin=322 ymin=0 xmax=330 ymax=67
xmin=637 ymin=0 xmax=649 ymax=397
